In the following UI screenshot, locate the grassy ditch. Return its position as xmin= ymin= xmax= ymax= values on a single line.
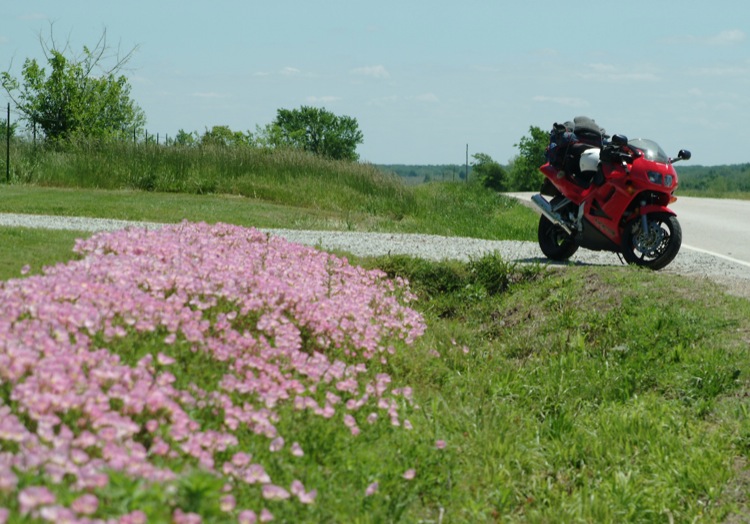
xmin=365 ymin=254 xmax=750 ymax=522
xmin=3 ymin=228 xmax=750 ymax=521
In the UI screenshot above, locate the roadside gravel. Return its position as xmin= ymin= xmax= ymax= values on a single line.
xmin=2 ymin=212 xmax=749 ymax=299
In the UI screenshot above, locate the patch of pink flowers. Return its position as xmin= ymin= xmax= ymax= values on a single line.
xmin=0 ymin=222 xmax=426 ymax=521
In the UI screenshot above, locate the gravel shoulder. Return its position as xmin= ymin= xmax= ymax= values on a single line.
xmin=2 ymin=212 xmax=749 ymax=299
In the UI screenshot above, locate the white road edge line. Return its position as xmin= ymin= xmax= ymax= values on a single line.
xmin=682 ymin=244 xmax=750 ymax=269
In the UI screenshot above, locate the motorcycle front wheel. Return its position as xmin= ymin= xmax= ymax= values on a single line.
xmin=622 ymin=212 xmax=682 ymax=270
xmin=538 ymin=216 xmax=579 ymax=261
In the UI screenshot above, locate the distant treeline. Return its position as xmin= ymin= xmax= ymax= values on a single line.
xmin=377 ymin=164 xmax=471 ymax=183
xmin=675 ymin=164 xmax=750 ymax=193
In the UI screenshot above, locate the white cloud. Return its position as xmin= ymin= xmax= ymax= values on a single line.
xmin=707 ymin=29 xmax=746 ymax=46
xmin=689 ymin=65 xmax=750 ymax=77
xmin=280 ymin=67 xmax=301 ymax=76
xmin=579 ymin=63 xmax=659 ymax=82
xmin=19 ymin=12 xmax=48 ymax=21
xmin=367 ymin=95 xmax=400 ymax=107
xmin=414 ymin=92 xmax=439 ymax=103
xmin=306 ymin=96 xmax=340 ymax=104
xmin=191 ymin=92 xmax=229 ymax=99
xmin=664 ymin=29 xmax=746 ymax=46
xmin=351 ymin=65 xmax=390 ymax=79
xmin=533 ymin=96 xmax=589 ymax=108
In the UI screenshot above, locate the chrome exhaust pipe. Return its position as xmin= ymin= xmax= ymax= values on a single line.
xmin=530 ymin=194 xmax=574 ymax=235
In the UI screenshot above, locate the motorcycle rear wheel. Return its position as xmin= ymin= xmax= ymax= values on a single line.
xmin=538 ymin=216 xmax=579 ymax=261
xmin=622 ymin=212 xmax=682 ymax=270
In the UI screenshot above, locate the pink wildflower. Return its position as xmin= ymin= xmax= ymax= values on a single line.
xmin=435 ymin=439 xmax=447 ymax=449
xmin=269 ymin=436 xmax=284 ymax=452
xmin=231 ymin=452 xmax=252 ymax=467
xmin=219 ymin=494 xmax=236 ymax=512
xmin=71 ymin=493 xmax=99 ymax=515
xmin=243 ymin=464 xmax=271 ymax=484
xmin=291 ymin=480 xmax=317 ymax=504
xmin=262 ymin=484 xmax=290 ymax=501
xmin=18 ymin=486 xmax=56 ymax=514
xmin=238 ymin=510 xmax=257 ymax=524
xmin=365 ymin=482 xmax=379 ymax=496
xmin=120 ymin=510 xmax=148 ymax=524
xmin=157 ymin=352 xmax=176 ymax=365
xmin=20 ymin=264 xmax=30 ymax=275
xmin=260 ymin=508 xmax=274 ymax=522
xmin=0 ymin=470 xmax=18 ymax=492
xmin=402 ymin=469 xmax=416 ymax=480
xmin=291 ymin=441 xmax=304 ymax=457
xmin=173 ymin=508 xmax=202 ymax=523
xmin=0 ymin=508 xmax=8 ymax=524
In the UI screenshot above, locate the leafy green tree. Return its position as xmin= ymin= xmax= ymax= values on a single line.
xmin=471 ymin=152 xmax=507 ymax=191
xmin=270 ymin=106 xmax=364 ymax=161
xmin=0 ymin=118 xmax=16 ymax=139
xmin=200 ymin=125 xmax=253 ymax=147
xmin=509 ymin=125 xmax=548 ymax=190
xmin=1 ymin=29 xmax=145 ymax=142
xmin=174 ymin=129 xmax=198 ymax=147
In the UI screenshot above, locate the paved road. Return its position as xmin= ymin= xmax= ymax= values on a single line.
xmin=506 ymin=192 xmax=750 ymax=268
xmin=673 ymin=196 xmax=750 ymax=267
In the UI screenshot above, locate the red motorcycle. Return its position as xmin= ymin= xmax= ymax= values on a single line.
xmin=532 ymin=132 xmax=691 ymax=270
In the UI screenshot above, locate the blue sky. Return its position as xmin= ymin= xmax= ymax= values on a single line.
xmin=2 ymin=1 xmax=748 ymax=166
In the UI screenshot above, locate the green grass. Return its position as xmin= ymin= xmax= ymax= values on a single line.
xmin=0 ymin=226 xmax=87 ymax=280
xmin=367 ymin=256 xmax=750 ymax=522
xmin=5 ymin=229 xmax=750 ymax=521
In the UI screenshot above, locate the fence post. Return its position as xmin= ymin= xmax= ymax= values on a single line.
xmin=5 ymin=103 xmax=9 ymax=183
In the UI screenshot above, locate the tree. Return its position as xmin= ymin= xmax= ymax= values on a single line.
xmin=174 ymin=129 xmax=198 ymax=147
xmin=509 ymin=126 xmax=549 ymax=191
xmin=471 ymin=152 xmax=507 ymax=191
xmin=200 ymin=125 xmax=253 ymax=147
xmin=0 ymin=118 xmax=16 ymax=140
xmin=270 ymin=106 xmax=364 ymax=161
xmin=1 ymin=28 xmax=145 ymax=142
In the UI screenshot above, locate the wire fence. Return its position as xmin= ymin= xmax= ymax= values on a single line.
xmin=1 ymin=102 xmax=203 ymax=184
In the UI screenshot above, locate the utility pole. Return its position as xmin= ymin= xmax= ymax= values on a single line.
xmin=465 ymin=144 xmax=469 ymax=182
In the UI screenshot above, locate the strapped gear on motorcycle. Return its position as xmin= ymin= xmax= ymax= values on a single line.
xmin=545 ymin=116 xmax=607 ymax=188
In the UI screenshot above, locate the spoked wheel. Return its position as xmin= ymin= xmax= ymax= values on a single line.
xmin=622 ymin=212 xmax=682 ymax=270
xmin=538 ymin=216 xmax=579 ymax=261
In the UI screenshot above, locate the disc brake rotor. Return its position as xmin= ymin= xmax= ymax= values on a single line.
xmin=634 ymin=223 xmax=667 ymax=258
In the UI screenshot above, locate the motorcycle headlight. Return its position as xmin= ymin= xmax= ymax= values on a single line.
xmin=664 ymin=175 xmax=674 ymax=187
xmin=647 ymin=171 xmax=663 ymax=185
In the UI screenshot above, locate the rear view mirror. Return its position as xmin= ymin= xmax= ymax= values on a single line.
xmin=672 ymin=149 xmax=691 ymax=163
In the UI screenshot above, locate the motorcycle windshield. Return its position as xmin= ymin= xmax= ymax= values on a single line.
xmin=628 ymin=138 xmax=669 ymax=163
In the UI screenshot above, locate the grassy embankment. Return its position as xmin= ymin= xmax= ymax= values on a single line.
xmin=1 ymin=143 xmax=750 ymax=522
